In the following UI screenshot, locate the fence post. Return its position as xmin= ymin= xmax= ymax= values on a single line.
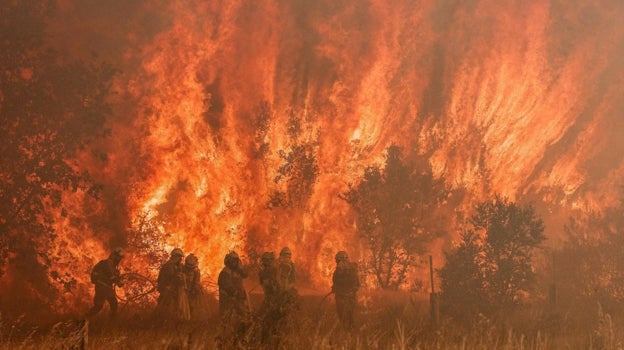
xmin=429 ymin=255 xmax=440 ymax=329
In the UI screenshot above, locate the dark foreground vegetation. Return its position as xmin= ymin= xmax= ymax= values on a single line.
xmin=2 ymin=291 xmax=624 ymax=350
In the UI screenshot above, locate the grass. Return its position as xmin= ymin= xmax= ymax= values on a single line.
xmin=1 ymin=291 xmax=623 ymax=349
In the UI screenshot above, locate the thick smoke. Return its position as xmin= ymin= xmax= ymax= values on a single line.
xmin=5 ymin=0 xmax=623 ymax=312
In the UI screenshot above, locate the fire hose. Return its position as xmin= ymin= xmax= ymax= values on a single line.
xmin=117 ymin=272 xmax=158 ymax=303
xmin=318 ymin=290 xmax=334 ymax=309
xmin=94 ymin=273 xmax=157 ymax=304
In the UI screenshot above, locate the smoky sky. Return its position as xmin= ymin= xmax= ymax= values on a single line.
xmin=24 ymin=0 xmax=624 ymax=298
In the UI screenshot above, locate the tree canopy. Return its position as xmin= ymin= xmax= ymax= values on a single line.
xmin=439 ymin=195 xmax=545 ymax=321
xmin=342 ymin=145 xmax=448 ymax=289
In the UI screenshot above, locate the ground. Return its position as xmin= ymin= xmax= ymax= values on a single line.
xmin=1 ymin=290 xmax=623 ymax=349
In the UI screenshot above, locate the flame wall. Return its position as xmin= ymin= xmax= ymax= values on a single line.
xmin=26 ymin=0 xmax=624 ymax=310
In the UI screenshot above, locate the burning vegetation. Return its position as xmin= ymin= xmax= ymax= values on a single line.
xmin=1 ymin=0 xmax=624 ymax=348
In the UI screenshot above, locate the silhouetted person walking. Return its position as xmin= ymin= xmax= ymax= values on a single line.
xmin=85 ymin=248 xmax=125 ymax=319
xmin=332 ymin=251 xmax=359 ymax=331
xmin=156 ymin=247 xmax=190 ymax=322
xmin=258 ymin=251 xmax=280 ymax=345
xmin=184 ymin=253 xmax=202 ymax=319
xmin=217 ymin=251 xmax=248 ymax=348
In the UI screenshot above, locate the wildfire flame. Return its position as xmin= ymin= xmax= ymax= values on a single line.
xmin=4 ymin=0 xmax=624 ymax=313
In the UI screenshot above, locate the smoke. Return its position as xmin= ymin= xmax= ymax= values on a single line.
xmin=6 ymin=0 xmax=623 ymax=312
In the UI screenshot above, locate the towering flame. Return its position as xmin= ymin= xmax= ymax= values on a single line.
xmin=7 ymin=0 xmax=624 ymax=312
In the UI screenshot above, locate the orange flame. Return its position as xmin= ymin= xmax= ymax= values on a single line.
xmin=13 ymin=0 xmax=624 ymax=311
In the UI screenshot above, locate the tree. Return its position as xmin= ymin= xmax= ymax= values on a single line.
xmin=0 ymin=0 xmax=114 ymax=310
xmin=438 ymin=230 xmax=487 ymax=322
xmin=262 ymin=111 xmax=320 ymax=283
xmin=268 ymin=111 xmax=319 ymax=209
xmin=555 ymin=191 xmax=624 ymax=310
xmin=439 ymin=195 xmax=545 ymax=321
xmin=342 ymin=145 xmax=448 ymax=290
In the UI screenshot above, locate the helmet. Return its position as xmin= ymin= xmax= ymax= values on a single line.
xmin=110 ymin=247 xmax=125 ymax=259
xmin=280 ymin=247 xmax=292 ymax=257
xmin=185 ymin=253 xmax=198 ymax=267
xmin=224 ymin=251 xmax=240 ymax=265
xmin=261 ymin=251 xmax=275 ymax=264
xmin=335 ymin=251 xmax=348 ymax=263
xmin=171 ymin=248 xmax=184 ymax=258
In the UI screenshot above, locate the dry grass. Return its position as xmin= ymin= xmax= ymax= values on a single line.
xmin=2 ymin=292 xmax=624 ymax=349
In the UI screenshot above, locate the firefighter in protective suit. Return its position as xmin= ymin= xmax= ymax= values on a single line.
xmin=277 ymin=247 xmax=296 ymax=292
xmin=85 ymin=248 xmax=125 ymax=319
xmin=258 ymin=251 xmax=280 ymax=345
xmin=156 ymin=247 xmax=190 ymax=321
xmin=332 ymin=251 xmax=360 ymax=331
xmin=184 ymin=253 xmax=202 ymax=318
xmin=259 ymin=252 xmax=280 ymax=308
xmin=277 ymin=246 xmax=299 ymax=316
xmin=217 ymin=251 xmax=248 ymax=347
xmin=218 ymin=251 xmax=248 ymax=317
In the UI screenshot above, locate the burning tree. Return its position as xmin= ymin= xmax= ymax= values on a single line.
xmin=0 ymin=0 xmax=114 ymax=310
xmin=439 ymin=196 xmax=545 ymax=321
xmin=342 ymin=145 xmax=448 ymax=290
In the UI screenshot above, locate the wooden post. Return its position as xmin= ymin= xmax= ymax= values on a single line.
xmin=429 ymin=255 xmax=439 ymax=329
